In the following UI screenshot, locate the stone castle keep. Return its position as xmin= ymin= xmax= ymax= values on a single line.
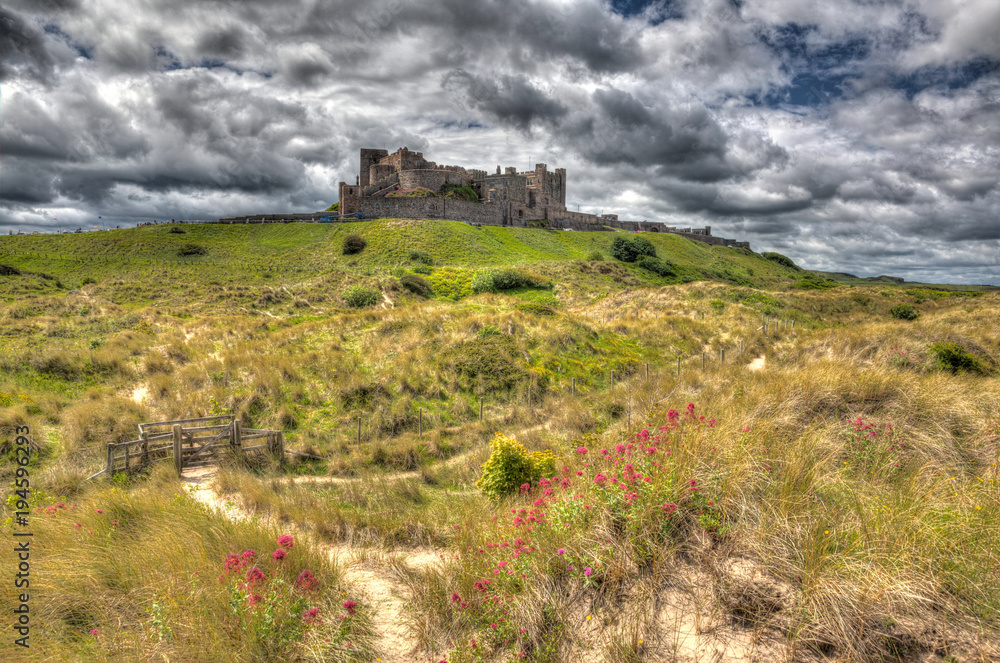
xmin=220 ymin=146 xmax=748 ymax=248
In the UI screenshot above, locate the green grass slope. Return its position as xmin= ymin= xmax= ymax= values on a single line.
xmin=0 ymin=220 xmax=800 ymax=301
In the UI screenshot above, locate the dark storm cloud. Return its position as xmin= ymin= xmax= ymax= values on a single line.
xmin=195 ymin=26 xmax=248 ymax=59
xmin=442 ymin=70 xmax=568 ymax=131
xmin=0 ymin=8 xmax=55 ymax=81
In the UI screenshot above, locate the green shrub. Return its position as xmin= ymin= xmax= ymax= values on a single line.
xmin=471 ymin=268 xmax=551 ymax=294
xmin=477 ymin=433 xmax=555 ymax=498
xmin=343 ymin=285 xmax=380 ymax=308
xmin=400 ymin=274 xmax=431 ymax=297
xmin=411 ymin=264 xmax=432 ymax=275
xmin=761 ymin=252 xmax=799 ymax=269
xmin=167 ymin=226 xmax=186 ymax=234
xmin=408 ymin=250 xmax=433 ymax=265
xmin=516 ymin=302 xmax=556 ymax=316
xmin=709 ymin=299 xmax=725 ymax=311
xmin=0 ymin=264 xmax=23 ymax=276
xmin=610 ymin=236 xmax=638 ymax=262
xmin=177 ymin=243 xmax=207 ymax=256
xmin=585 ymin=250 xmax=604 ymax=261
xmin=890 ymin=304 xmax=919 ymax=320
xmin=611 ymin=236 xmax=656 ymax=262
xmin=636 ymin=255 xmax=675 ymax=277
xmin=632 ymin=236 xmax=656 ymax=258
xmin=930 ymin=342 xmax=988 ymax=374
xmin=342 ymin=234 xmax=367 ymax=255
xmin=477 ymin=324 xmax=502 ymax=338
xmin=326 ymin=202 xmax=339 ymax=212
xmin=80 ymin=276 xmax=97 ymax=286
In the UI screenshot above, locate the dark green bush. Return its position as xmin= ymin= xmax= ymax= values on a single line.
xmin=168 ymin=226 xmax=186 ymax=234
xmin=408 ymin=250 xmax=433 ymax=265
xmin=411 ymin=264 xmax=432 ymax=275
xmin=610 ymin=236 xmax=638 ymax=262
xmin=632 ymin=236 xmax=656 ymax=258
xmin=761 ymin=252 xmax=799 ymax=269
xmin=930 ymin=342 xmax=988 ymax=374
xmin=343 ymin=285 xmax=380 ymax=308
xmin=611 ymin=236 xmax=656 ymax=262
xmin=400 ymin=274 xmax=432 ymax=297
xmin=471 ymin=268 xmax=551 ymax=294
xmin=890 ymin=304 xmax=919 ymax=320
xmin=636 ymin=255 xmax=675 ymax=276
xmin=342 ymin=234 xmax=367 ymax=255
xmin=177 ymin=243 xmax=207 ymax=256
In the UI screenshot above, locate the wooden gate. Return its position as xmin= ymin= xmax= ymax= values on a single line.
xmin=101 ymin=415 xmax=284 ymax=478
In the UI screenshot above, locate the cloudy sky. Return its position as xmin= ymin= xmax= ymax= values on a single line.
xmin=2 ymin=0 xmax=998 ymax=283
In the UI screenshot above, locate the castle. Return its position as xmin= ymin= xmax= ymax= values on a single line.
xmin=219 ymin=146 xmax=748 ymax=248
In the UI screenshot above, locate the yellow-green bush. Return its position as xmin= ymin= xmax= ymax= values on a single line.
xmin=477 ymin=433 xmax=554 ymax=498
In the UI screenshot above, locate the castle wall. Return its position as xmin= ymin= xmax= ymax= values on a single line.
xmin=357 ymin=196 xmax=503 ymax=225
xmin=398 ymin=169 xmax=466 ymax=192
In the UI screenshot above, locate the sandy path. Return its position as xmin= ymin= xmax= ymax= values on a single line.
xmin=182 ymin=465 xmax=438 ymax=662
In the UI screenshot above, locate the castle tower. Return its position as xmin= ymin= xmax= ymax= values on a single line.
xmin=359 ymin=148 xmax=389 ymax=187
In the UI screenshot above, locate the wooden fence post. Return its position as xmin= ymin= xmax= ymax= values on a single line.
xmin=233 ymin=420 xmax=243 ymax=466
xmin=702 ymin=352 xmax=705 ymax=368
xmin=740 ymin=339 xmax=743 ymax=355
xmin=645 ymin=362 xmax=649 ymax=379
xmin=142 ymin=433 xmax=149 ymax=468
xmin=106 ymin=444 xmax=113 ymax=478
xmin=172 ymin=424 xmax=182 ymax=477
xmin=275 ymin=432 xmax=285 ymax=466
xmin=572 ymin=378 xmax=576 ymax=396
xmin=480 ymin=398 xmax=484 ymax=422
xmin=357 ymin=418 xmax=362 ymax=445
xmin=418 ymin=408 xmax=423 ymax=438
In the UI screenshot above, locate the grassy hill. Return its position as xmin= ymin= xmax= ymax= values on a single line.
xmin=1 ymin=220 xmax=998 ymax=662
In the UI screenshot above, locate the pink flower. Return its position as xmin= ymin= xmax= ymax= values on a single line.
xmin=224 ymin=553 xmax=240 ymax=570
xmin=111 ymin=521 xmax=118 ymax=526
xmin=96 ymin=509 xmax=103 ymax=514
xmin=451 ymin=593 xmax=461 ymax=603
xmin=557 ymin=548 xmax=565 ymax=555
xmin=277 ymin=534 xmax=294 ymax=549
xmin=245 ymin=566 xmax=266 ymax=586
xmin=342 ymin=600 xmax=357 ymax=615
xmin=295 ymin=569 xmax=318 ymax=592
xmin=584 ymin=567 xmax=593 ymax=577
xmin=303 ymin=607 xmax=321 ymax=624
xmin=74 ymin=523 xmax=81 ymax=528
xmin=593 ymin=473 xmax=607 ymax=485
xmin=271 ymin=548 xmax=287 ymax=561
xmin=89 ymin=629 xmax=99 ymax=636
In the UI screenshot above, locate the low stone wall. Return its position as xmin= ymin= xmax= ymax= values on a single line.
xmin=357 ymin=196 xmax=504 ymax=225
